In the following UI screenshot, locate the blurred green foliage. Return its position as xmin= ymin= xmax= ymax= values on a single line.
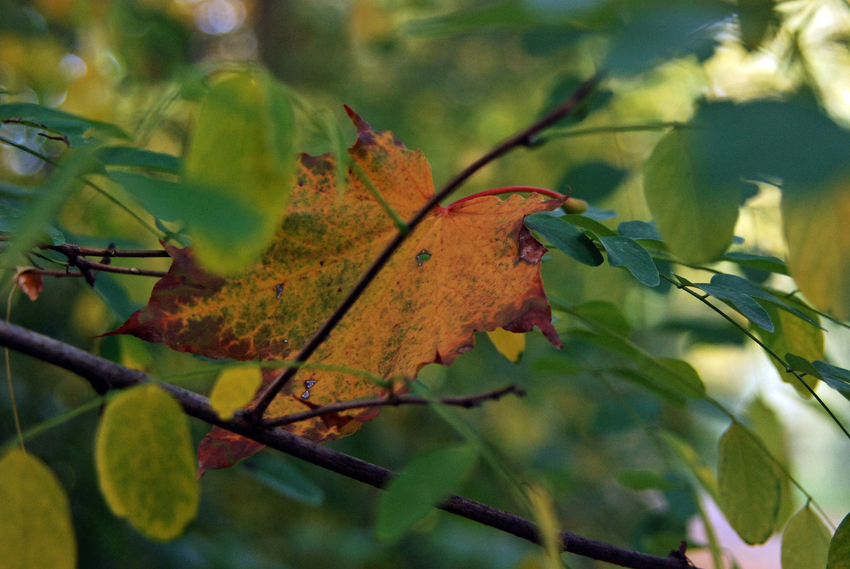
xmin=5 ymin=1 xmax=850 ymax=568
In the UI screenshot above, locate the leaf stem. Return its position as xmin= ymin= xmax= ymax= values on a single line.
xmin=249 ymin=74 xmax=602 ymax=422
xmin=4 ymin=286 xmax=24 ymax=451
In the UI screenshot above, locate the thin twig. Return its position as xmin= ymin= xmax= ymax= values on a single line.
xmin=250 ymin=74 xmax=603 ymax=422
xmin=45 ymin=243 xmax=170 ymax=258
xmin=24 ymin=265 xmax=167 ymax=279
xmin=0 ymin=318 xmax=698 ymax=569
xmin=261 ymin=385 xmax=524 ymax=428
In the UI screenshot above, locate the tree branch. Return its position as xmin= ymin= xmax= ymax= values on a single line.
xmin=262 ymin=385 xmax=525 ymax=428
xmin=0 ymin=319 xmax=698 ymax=569
xmin=250 ymin=74 xmax=603 ymax=422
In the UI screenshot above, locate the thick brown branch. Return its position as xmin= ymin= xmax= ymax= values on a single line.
xmin=251 ymin=74 xmax=602 ymax=421
xmin=0 ymin=319 xmax=698 ymax=569
xmin=262 ymin=385 xmax=525 ymax=428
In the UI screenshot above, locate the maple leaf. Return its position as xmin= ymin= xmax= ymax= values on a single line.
xmin=113 ymin=108 xmax=564 ymax=469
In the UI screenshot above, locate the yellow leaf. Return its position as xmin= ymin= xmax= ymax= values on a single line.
xmin=527 ymin=484 xmax=563 ymax=569
xmin=487 ymin=328 xmax=526 ymax=363
xmin=0 ymin=449 xmax=76 ymax=569
xmin=96 ymin=384 xmax=199 ymax=540
xmin=210 ymin=366 xmax=263 ymax=420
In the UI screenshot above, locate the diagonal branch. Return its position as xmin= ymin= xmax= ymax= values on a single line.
xmin=250 ymin=74 xmax=602 ymax=422
xmin=0 ymin=318 xmax=698 ymax=569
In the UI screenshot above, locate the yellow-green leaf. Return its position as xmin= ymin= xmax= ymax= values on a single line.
xmin=184 ymin=68 xmax=295 ymax=274
xmin=759 ymin=304 xmax=824 ymax=397
xmin=96 ymin=384 xmax=199 ymax=540
xmin=643 ymin=128 xmax=740 ymax=264
xmin=209 ymin=365 xmax=263 ymax=420
xmin=0 ymin=449 xmax=76 ymax=569
xmin=829 ymin=510 xmax=850 ymax=569
xmin=782 ymin=183 xmax=850 ymax=320
xmin=718 ymin=422 xmax=782 ymax=545
xmin=487 ymin=328 xmax=526 ymax=363
xmin=526 ymin=484 xmax=563 ymax=569
xmin=660 ymin=430 xmax=719 ymax=503
xmin=782 ymin=505 xmax=830 ymax=569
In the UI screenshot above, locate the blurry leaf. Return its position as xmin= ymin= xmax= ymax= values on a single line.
xmin=1 ymin=149 xmax=98 ymax=273
xmin=693 ymin=281 xmax=773 ymax=331
xmin=96 ymin=384 xmax=199 ymax=540
xmin=618 ymin=220 xmax=662 ymax=241
xmin=525 ymin=213 xmax=603 ymax=266
xmin=718 ymin=422 xmax=781 ymax=545
xmin=615 ymin=469 xmax=675 ymax=491
xmin=722 ymin=252 xmax=789 ymax=276
xmin=599 ymin=235 xmax=660 ymax=286
xmin=530 ymin=354 xmax=583 ymax=376
xmin=785 ymin=354 xmax=822 ymax=380
xmin=829 ymin=510 xmax=850 ymax=569
xmin=638 ymin=357 xmax=706 ymax=400
xmin=813 ymin=361 xmax=850 ymax=402
xmin=210 ymin=366 xmax=263 ymax=420
xmin=782 ymin=505 xmax=831 ymax=569
xmin=542 ymin=79 xmax=612 ymax=125
xmin=486 ymin=328 xmax=526 ymax=363
xmin=240 ymin=452 xmax=324 ymax=507
xmin=375 ymin=444 xmax=478 ymax=542
xmin=644 ymin=128 xmax=740 ymax=263
xmin=738 ymin=0 xmax=777 ymax=52
xmin=571 ymin=300 xmax=631 ymax=334
xmin=0 ymin=102 xmax=130 ymax=143
xmin=97 ymin=146 xmax=181 ymax=174
xmin=605 ymin=367 xmax=687 ymax=407
xmin=660 ymin=431 xmax=719 ymax=503
xmin=606 ymin=3 xmax=732 ymax=74
xmin=93 ymin=272 xmax=145 ymax=322
xmin=526 ymin=484 xmax=562 ymax=569
xmin=107 ymin=171 xmax=264 ymax=238
xmin=744 ymin=398 xmax=792 ymax=530
xmin=782 ymin=182 xmax=850 ymax=320
xmin=759 ymin=304 xmax=823 ymax=396
xmin=556 ymin=161 xmax=625 ymax=203
xmin=183 ymin=68 xmax=296 ymax=274
xmin=0 ymin=449 xmax=76 ymax=569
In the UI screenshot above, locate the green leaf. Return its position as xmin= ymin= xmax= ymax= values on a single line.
xmin=738 ymin=0 xmax=777 ymax=51
xmin=97 ymin=146 xmax=181 ymax=174
xmin=240 ymin=452 xmax=324 ymax=507
xmin=644 ymin=128 xmax=740 ymax=263
xmin=829 ymin=510 xmax=850 ymax=569
xmin=599 ymin=235 xmax=660 ymax=286
xmin=617 ymin=220 xmax=662 ymax=241
xmin=96 ymin=384 xmax=199 ymax=540
xmin=813 ymin=361 xmax=850 ymax=402
xmin=693 ymin=281 xmax=774 ymax=331
xmin=0 ymin=102 xmax=130 ymax=143
xmin=571 ymin=300 xmax=631 ymax=335
xmin=723 ymin=252 xmax=789 ymax=276
xmin=744 ymin=398 xmax=792 ymax=530
xmin=1 ymin=149 xmax=99 ymax=273
xmin=718 ymin=422 xmax=782 ymax=545
xmin=784 ymin=353 xmax=823 ymax=380
xmin=561 ymin=213 xmax=616 ymax=237
xmin=524 ymin=213 xmax=603 ymax=266
xmin=710 ymin=274 xmax=819 ymax=327
xmin=557 ymin=161 xmax=626 ymax=202
xmin=375 ymin=444 xmax=478 ymax=542
xmin=606 ymin=4 xmax=733 ymax=74
xmin=615 ymin=469 xmax=675 ymax=491
xmin=782 ymin=505 xmax=831 ymax=569
xmin=0 ymin=449 xmax=76 ymax=569
xmin=183 ymin=68 xmax=296 ymax=274
xmin=604 ymin=367 xmax=687 ymax=407
xmin=660 ymin=431 xmax=719 ymax=503
xmin=758 ymin=304 xmax=824 ymax=397
xmin=108 ymin=171 xmax=264 ymax=240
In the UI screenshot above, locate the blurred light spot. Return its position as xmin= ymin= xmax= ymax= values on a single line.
xmin=59 ymin=54 xmax=87 ymax=81
xmin=3 ymin=140 xmax=45 ymax=176
xmin=196 ymin=0 xmax=246 ymax=35
xmin=842 ymin=90 xmax=850 ymax=106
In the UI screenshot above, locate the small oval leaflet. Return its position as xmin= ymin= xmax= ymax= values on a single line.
xmin=96 ymin=383 xmax=200 ymax=541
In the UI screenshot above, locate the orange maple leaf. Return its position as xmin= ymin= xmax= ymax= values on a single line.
xmin=113 ymin=108 xmax=564 ymax=469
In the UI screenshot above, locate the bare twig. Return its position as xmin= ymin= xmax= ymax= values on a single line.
xmin=0 ymin=318 xmax=698 ymax=569
xmin=250 ymin=74 xmax=603 ymax=422
xmin=45 ymin=243 xmax=170 ymax=258
xmin=262 ymin=385 xmax=524 ymax=428
xmin=23 ymin=264 xmax=167 ymax=279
